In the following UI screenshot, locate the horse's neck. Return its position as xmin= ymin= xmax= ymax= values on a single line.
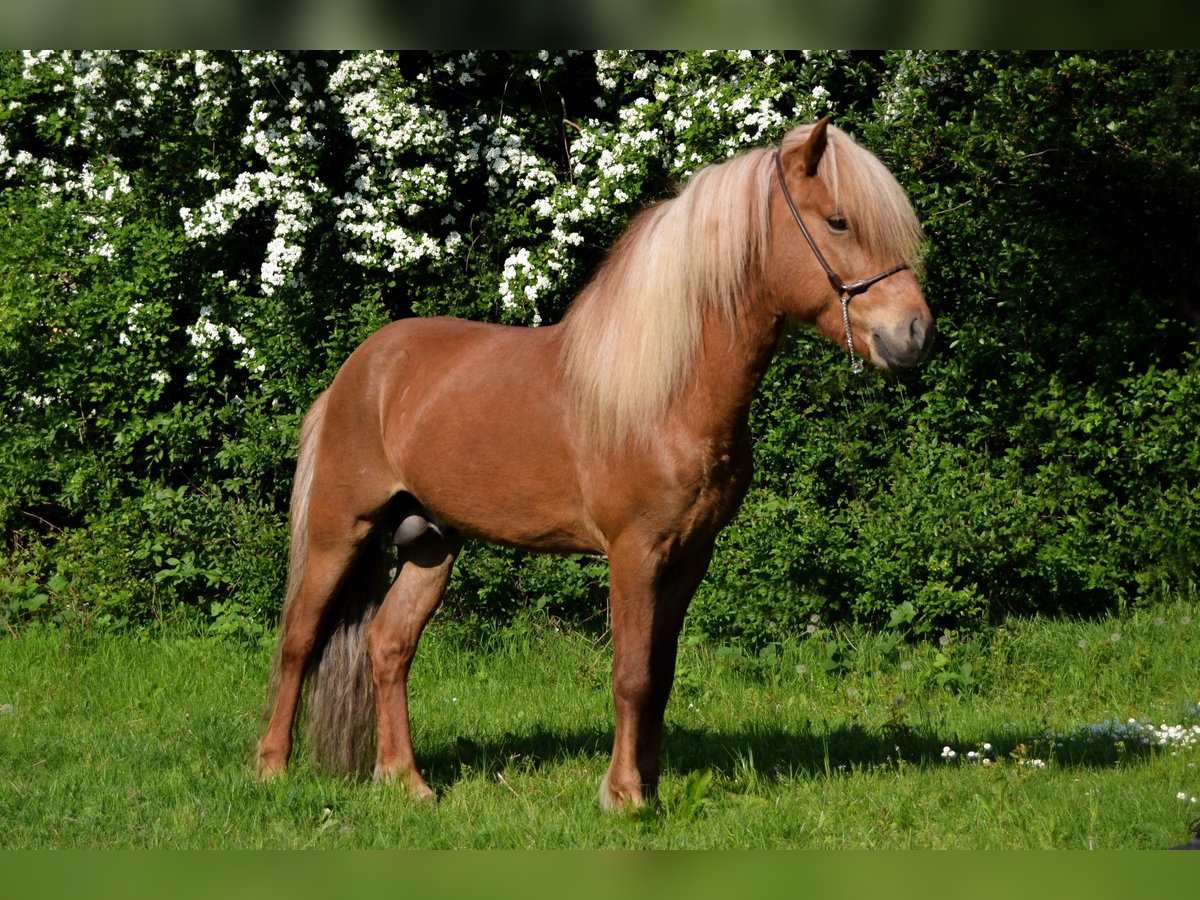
xmin=676 ymin=295 xmax=786 ymax=441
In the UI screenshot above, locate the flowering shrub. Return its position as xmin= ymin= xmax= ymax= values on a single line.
xmin=1 ymin=51 xmax=1198 ymax=639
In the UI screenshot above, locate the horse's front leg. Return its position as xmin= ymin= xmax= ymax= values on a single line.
xmin=602 ymin=539 xmax=714 ymax=810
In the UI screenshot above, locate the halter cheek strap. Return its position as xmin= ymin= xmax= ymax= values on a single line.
xmin=773 ymin=149 xmax=909 ymax=373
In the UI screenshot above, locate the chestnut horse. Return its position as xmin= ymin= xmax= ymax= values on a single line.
xmin=256 ymin=118 xmax=932 ymax=809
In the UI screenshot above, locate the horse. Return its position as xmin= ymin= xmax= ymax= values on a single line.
xmin=255 ymin=117 xmax=933 ymax=810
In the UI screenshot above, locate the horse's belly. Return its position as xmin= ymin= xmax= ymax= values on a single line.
xmin=404 ymin=444 xmax=600 ymax=554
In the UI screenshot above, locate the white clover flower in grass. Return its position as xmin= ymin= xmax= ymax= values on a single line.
xmin=1043 ymin=710 xmax=1200 ymax=752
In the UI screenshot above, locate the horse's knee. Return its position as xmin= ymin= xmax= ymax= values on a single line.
xmin=611 ymin=664 xmax=653 ymax=708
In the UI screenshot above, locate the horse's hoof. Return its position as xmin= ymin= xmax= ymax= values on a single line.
xmin=598 ymin=772 xmax=646 ymax=812
xmin=598 ymin=773 xmax=615 ymax=810
xmin=375 ymin=764 xmax=437 ymax=805
xmin=255 ymin=756 xmax=287 ymax=780
xmin=412 ymin=784 xmax=438 ymax=806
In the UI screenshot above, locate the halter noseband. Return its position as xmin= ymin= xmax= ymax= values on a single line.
xmin=773 ymin=149 xmax=909 ymax=373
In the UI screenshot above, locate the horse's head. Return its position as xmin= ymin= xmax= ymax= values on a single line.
xmin=768 ymin=118 xmax=933 ymax=371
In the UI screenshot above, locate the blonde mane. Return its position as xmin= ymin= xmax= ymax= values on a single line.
xmin=560 ymin=122 xmax=923 ymax=447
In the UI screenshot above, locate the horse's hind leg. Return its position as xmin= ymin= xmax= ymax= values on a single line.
xmin=367 ymin=530 xmax=463 ymax=802
xmin=256 ymin=517 xmax=377 ymax=778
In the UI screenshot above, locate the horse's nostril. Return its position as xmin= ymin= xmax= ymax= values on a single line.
xmin=909 ymin=315 xmax=927 ymax=346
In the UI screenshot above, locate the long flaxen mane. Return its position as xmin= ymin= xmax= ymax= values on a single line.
xmin=560 ymin=121 xmax=924 ymax=446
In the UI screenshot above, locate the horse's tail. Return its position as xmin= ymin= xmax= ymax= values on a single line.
xmin=303 ymin=535 xmax=387 ymax=776
xmin=264 ymin=389 xmax=387 ymax=776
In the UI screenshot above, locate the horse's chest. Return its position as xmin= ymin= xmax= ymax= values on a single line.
xmin=665 ymin=443 xmax=754 ymax=539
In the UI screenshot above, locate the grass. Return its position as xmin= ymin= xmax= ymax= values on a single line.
xmin=2 ymin=603 xmax=1199 ymax=849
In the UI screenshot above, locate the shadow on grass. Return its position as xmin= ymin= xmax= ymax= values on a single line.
xmin=416 ymin=718 xmax=1160 ymax=794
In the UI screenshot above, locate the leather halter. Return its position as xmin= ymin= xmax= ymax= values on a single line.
xmin=773 ymin=149 xmax=910 ymax=299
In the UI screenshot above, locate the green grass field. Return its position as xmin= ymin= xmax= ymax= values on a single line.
xmin=3 ymin=604 xmax=1199 ymax=849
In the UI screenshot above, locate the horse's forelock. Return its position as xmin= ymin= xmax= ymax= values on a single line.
xmin=782 ymin=123 xmax=924 ymax=275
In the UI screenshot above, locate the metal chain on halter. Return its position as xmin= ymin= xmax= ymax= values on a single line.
xmin=840 ymin=294 xmax=864 ymax=374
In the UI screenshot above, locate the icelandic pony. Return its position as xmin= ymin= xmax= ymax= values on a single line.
xmin=256 ymin=118 xmax=932 ymax=809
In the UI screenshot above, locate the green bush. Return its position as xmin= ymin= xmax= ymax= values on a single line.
xmin=2 ymin=51 xmax=1198 ymax=642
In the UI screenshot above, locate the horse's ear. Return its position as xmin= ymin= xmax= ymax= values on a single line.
xmin=798 ymin=116 xmax=830 ymax=177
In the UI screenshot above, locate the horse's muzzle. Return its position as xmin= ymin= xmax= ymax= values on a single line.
xmin=870 ymin=313 xmax=935 ymax=369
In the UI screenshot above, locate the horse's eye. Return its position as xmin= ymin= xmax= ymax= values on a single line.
xmin=826 ymin=214 xmax=849 ymax=233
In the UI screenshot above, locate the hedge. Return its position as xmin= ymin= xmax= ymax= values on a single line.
xmin=2 ymin=51 xmax=1198 ymax=643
